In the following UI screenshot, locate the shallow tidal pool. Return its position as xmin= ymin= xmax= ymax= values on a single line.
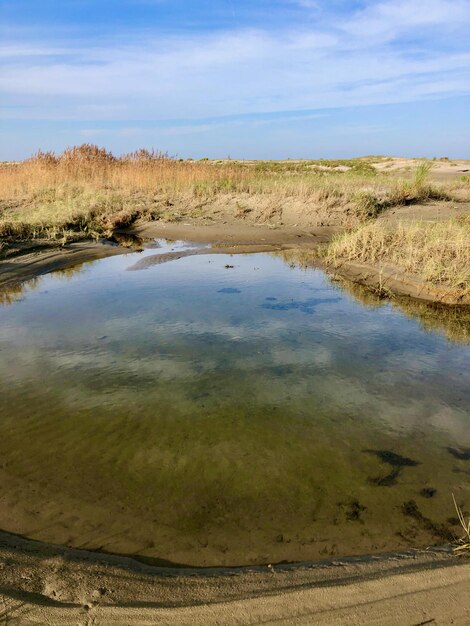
xmin=0 ymin=240 xmax=469 ymax=566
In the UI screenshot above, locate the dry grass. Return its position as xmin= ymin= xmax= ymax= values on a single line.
xmin=0 ymin=146 xmax=251 ymax=241
xmin=0 ymin=146 xmax=461 ymax=244
xmin=353 ymin=161 xmax=452 ymax=219
xmin=2 ymin=147 xmax=468 ymax=300
xmin=452 ymin=494 xmax=470 ymax=556
xmin=327 ymin=219 xmax=470 ymax=294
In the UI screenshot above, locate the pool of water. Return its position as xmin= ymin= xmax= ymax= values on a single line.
xmin=0 ymin=240 xmax=469 ymax=566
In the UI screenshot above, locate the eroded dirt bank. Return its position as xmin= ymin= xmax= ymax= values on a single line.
xmin=323 ymin=259 xmax=470 ymax=306
xmin=0 ymin=531 xmax=469 ymax=625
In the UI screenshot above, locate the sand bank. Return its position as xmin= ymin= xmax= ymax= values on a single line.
xmin=1 ymin=220 xmax=468 ymax=306
xmin=0 ymin=531 xmax=468 ymax=625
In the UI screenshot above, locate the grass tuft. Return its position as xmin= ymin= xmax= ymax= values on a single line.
xmin=327 ymin=220 xmax=470 ymax=295
xmin=452 ymin=494 xmax=470 ymax=556
xmin=352 ymin=161 xmax=450 ymax=221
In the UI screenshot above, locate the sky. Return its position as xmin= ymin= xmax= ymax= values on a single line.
xmin=1 ymin=0 xmax=470 ymax=159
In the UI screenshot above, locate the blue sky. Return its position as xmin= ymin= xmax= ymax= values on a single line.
xmin=1 ymin=0 xmax=470 ymax=159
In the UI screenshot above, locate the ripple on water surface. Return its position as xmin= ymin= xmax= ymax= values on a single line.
xmin=0 ymin=240 xmax=469 ymax=566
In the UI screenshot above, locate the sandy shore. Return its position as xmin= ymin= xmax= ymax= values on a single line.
xmin=135 ymin=221 xmax=470 ymax=305
xmin=1 ymin=530 xmax=469 ymax=625
xmin=0 ymin=240 xmax=132 ymax=289
xmin=1 ymin=214 xmax=469 ymax=305
xmin=0 ymin=223 xmax=330 ymax=288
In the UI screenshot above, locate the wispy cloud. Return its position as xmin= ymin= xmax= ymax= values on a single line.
xmin=1 ymin=5 xmax=470 ymax=123
xmin=1 ymin=0 xmax=469 ymax=157
xmin=342 ymin=0 xmax=470 ymax=41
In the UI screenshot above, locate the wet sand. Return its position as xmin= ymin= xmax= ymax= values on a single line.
xmin=132 ymin=220 xmax=334 ymax=244
xmin=1 ymin=215 xmax=469 ymax=304
xmin=134 ymin=221 xmax=470 ymax=305
xmin=1 ymin=530 xmax=469 ymax=625
xmin=0 ymin=224 xmax=328 ymax=289
xmin=0 ymin=240 xmax=132 ymax=289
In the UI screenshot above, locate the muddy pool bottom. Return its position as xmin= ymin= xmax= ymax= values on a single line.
xmin=0 ymin=240 xmax=469 ymax=567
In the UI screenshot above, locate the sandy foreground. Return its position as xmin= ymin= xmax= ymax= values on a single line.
xmin=0 ymin=530 xmax=469 ymax=625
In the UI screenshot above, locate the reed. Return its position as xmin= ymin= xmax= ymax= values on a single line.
xmin=0 ymin=146 xmax=463 ymax=245
xmin=327 ymin=220 xmax=470 ymax=294
xmin=452 ymin=494 xmax=470 ymax=556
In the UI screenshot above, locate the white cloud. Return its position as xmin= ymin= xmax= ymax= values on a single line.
xmin=0 ymin=0 xmax=469 ymax=122
xmin=342 ymin=0 xmax=470 ymax=40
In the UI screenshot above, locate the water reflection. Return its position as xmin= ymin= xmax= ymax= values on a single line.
xmin=0 ymin=279 xmax=38 ymax=305
xmin=336 ymin=277 xmax=470 ymax=344
xmin=0 ymin=240 xmax=468 ymax=566
xmin=277 ymin=247 xmax=470 ymax=344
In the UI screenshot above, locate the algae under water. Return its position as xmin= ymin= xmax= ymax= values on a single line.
xmin=0 ymin=240 xmax=469 ymax=566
